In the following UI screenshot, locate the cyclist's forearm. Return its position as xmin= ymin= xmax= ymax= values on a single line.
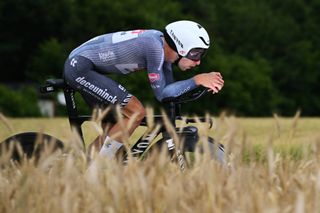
xmin=160 ymin=78 xmax=197 ymax=100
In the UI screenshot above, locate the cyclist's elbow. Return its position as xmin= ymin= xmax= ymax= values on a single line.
xmin=154 ymin=92 xmax=167 ymax=102
xmin=154 ymin=89 xmax=174 ymax=102
xmin=156 ymin=95 xmax=163 ymax=102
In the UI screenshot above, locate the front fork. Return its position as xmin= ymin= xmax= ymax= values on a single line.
xmin=128 ymin=123 xmax=199 ymax=172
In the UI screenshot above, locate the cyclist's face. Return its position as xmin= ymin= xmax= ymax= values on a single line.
xmin=178 ymin=57 xmax=201 ymax=71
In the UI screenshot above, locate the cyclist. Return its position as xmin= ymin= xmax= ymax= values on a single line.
xmin=63 ymin=20 xmax=224 ymax=159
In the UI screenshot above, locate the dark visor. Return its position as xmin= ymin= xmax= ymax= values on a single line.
xmin=185 ymin=48 xmax=207 ymax=61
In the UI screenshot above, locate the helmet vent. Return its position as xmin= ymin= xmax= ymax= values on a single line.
xmin=199 ymin=36 xmax=209 ymax=46
xmin=197 ymin=24 xmax=203 ymax=29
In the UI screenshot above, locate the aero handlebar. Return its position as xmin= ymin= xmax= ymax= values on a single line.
xmin=162 ymin=87 xmax=208 ymax=104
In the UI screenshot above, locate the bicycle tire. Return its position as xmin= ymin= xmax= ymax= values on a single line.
xmin=196 ymin=137 xmax=225 ymax=165
xmin=146 ymin=136 xmax=225 ymax=165
xmin=0 ymin=132 xmax=64 ymax=163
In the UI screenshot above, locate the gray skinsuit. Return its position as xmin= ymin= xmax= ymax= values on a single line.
xmin=64 ymin=29 xmax=197 ymax=107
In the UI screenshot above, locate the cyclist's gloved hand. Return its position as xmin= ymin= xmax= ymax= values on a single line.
xmin=193 ymin=72 xmax=224 ymax=94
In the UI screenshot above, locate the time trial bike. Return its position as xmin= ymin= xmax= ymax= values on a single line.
xmin=0 ymin=79 xmax=225 ymax=168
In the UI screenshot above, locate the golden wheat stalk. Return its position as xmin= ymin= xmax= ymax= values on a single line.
xmin=0 ymin=113 xmax=14 ymax=133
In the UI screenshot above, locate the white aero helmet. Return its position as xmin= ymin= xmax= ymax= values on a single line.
xmin=164 ymin=20 xmax=210 ymax=61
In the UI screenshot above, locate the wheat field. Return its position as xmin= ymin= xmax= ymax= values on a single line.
xmin=1 ymin=112 xmax=320 ymax=213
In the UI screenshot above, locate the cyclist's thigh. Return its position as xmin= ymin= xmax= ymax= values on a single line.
xmin=64 ymin=55 xmax=132 ymax=108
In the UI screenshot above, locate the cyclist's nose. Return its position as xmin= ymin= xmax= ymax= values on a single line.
xmin=195 ymin=60 xmax=201 ymax=65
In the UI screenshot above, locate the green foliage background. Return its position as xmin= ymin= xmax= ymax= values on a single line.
xmin=0 ymin=0 xmax=319 ymax=116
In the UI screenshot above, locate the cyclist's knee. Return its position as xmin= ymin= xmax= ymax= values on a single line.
xmin=136 ymin=105 xmax=146 ymax=122
xmin=123 ymin=96 xmax=145 ymax=122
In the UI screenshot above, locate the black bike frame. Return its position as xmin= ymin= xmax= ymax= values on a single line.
xmin=40 ymin=79 xmax=208 ymax=156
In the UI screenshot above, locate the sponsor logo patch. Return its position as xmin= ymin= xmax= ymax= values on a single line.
xmin=75 ymin=76 xmax=118 ymax=104
xmin=170 ymin=30 xmax=183 ymax=49
xmin=98 ymin=51 xmax=115 ymax=62
xmin=148 ymin=73 xmax=160 ymax=83
xmin=70 ymin=58 xmax=77 ymax=67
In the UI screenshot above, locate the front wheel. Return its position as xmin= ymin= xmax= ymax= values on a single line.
xmin=191 ymin=137 xmax=225 ymax=165
xmin=147 ymin=136 xmax=225 ymax=166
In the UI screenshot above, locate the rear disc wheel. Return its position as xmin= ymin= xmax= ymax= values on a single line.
xmin=0 ymin=132 xmax=64 ymax=163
